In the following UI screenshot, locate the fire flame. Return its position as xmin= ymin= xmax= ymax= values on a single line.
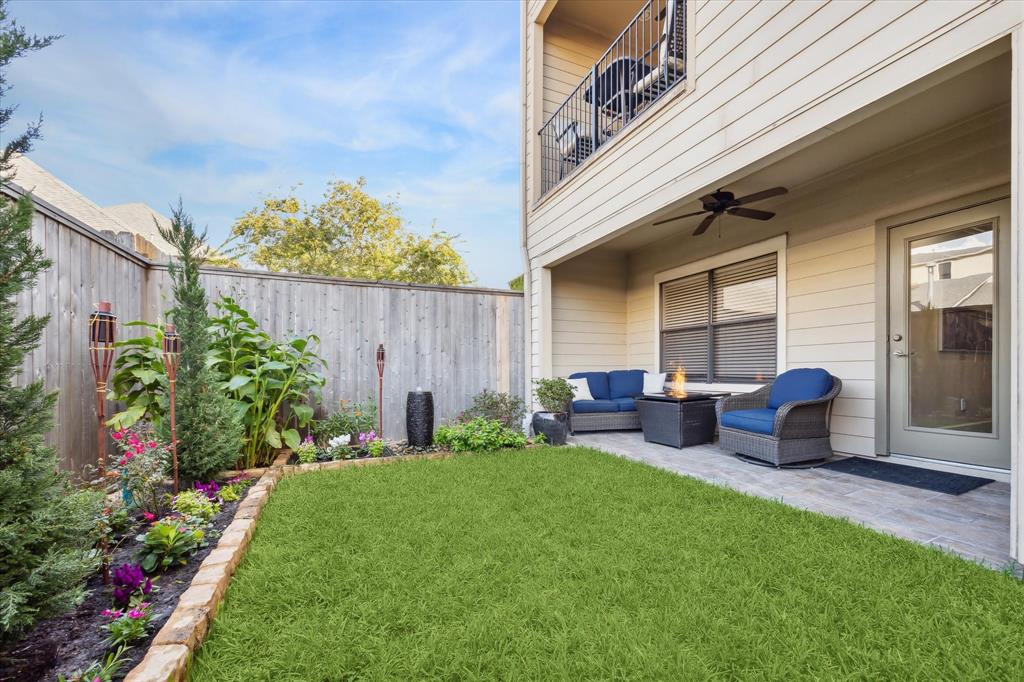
xmin=669 ymin=365 xmax=687 ymax=398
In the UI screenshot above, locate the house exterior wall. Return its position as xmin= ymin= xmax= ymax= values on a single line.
xmin=523 ymin=1 xmax=1024 ymax=383
xmin=620 ymin=108 xmax=1008 ymax=457
xmin=551 ymin=251 xmax=627 ymax=377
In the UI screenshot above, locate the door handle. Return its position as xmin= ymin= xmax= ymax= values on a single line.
xmin=892 ymin=350 xmax=914 ymax=357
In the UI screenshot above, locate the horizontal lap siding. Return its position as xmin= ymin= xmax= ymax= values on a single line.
xmin=551 ymin=253 xmax=627 ymax=377
xmin=787 ymin=227 xmax=876 ymax=456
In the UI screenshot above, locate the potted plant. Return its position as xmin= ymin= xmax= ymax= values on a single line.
xmin=531 ymin=377 xmax=576 ymax=446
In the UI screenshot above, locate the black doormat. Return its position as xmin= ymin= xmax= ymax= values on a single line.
xmin=819 ymin=457 xmax=994 ymax=495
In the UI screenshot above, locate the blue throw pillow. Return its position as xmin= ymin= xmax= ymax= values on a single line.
xmin=767 ymin=368 xmax=833 ymax=409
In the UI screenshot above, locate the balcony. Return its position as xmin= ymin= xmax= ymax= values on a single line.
xmin=538 ymin=0 xmax=687 ymax=199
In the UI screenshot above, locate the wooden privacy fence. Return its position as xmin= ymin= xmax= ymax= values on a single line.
xmin=7 ymin=186 xmax=525 ymax=474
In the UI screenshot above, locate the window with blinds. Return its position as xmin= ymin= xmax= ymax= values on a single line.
xmin=660 ymin=253 xmax=777 ymax=383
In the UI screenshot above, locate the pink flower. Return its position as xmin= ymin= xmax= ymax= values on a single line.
xmin=118 ymin=457 xmax=127 ymax=466
xmin=101 ymin=609 xmax=122 ymax=619
xmin=147 ymin=440 xmax=157 ymax=448
xmin=142 ymin=512 xmax=155 ymax=521
xmin=133 ymin=445 xmax=144 ymax=454
xmin=128 ymin=609 xmax=145 ymax=619
xmin=112 ymin=431 xmax=124 ymax=441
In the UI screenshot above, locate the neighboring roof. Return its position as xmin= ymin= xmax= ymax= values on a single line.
xmin=910 ymin=244 xmax=991 ymax=266
xmin=103 ymin=202 xmax=176 ymax=255
xmin=7 ymin=154 xmax=136 ymax=235
xmin=910 ymin=273 xmax=992 ymax=310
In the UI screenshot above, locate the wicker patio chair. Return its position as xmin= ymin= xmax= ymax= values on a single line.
xmin=632 ymin=0 xmax=686 ymax=100
xmin=716 ymin=369 xmax=842 ymax=467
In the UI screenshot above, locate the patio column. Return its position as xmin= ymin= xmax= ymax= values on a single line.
xmin=1010 ymin=28 xmax=1024 ymax=564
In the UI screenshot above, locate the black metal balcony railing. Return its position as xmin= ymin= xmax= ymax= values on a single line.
xmin=538 ymin=0 xmax=687 ymax=198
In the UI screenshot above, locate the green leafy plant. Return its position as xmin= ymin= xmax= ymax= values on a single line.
xmin=207 ymin=296 xmax=325 ymax=467
xmin=171 ymin=489 xmax=220 ymax=522
xmin=435 ymin=418 xmax=528 ymax=452
xmin=158 ymin=202 xmax=244 ymax=482
xmin=112 ymin=423 xmax=170 ymax=517
xmin=295 ymin=435 xmax=318 ymax=464
xmin=460 ymin=389 xmax=526 ymax=432
xmin=106 ymin=322 xmax=169 ymax=430
xmin=532 ymin=378 xmax=575 ymax=414
xmin=57 ymin=645 xmax=130 ymax=682
xmin=366 ymin=438 xmax=386 ymax=458
xmin=136 ymin=517 xmax=205 ymax=574
xmin=101 ymin=599 xmax=153 ymax=648
xmin=314 ymin=399 xmax=376 ymax=443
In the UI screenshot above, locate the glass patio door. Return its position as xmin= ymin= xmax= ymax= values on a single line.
xmin=887 ymin=199 xmax=1010 ymax=469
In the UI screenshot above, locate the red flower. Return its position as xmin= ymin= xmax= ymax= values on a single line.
xmin=147 ymin=441 xmax=157 ymax=448
xmin=142 ymin=512 xmax=155 ymax=521
xmin=112 ymin=431 xmax=124 ymax=441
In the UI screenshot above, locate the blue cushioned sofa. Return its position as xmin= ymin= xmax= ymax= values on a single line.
xmin=716 ymin=368 xmax=842 ymax=467
xmin=568 ymin=370 xmax=646 ymax=434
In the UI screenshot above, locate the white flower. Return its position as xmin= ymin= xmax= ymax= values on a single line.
xmin=328 ymin=434 xmax=351 ymax=448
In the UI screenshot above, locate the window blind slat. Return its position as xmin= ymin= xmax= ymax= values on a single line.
xmin=661 ymin=329 xmax=708 ymax=382
xmin=661 ymin=273 xmax=708 ymax=329
xmin=713 ymin=253 xmax=777 ymax=324
xmin=713 ymin=318 xmax=776 ymax=382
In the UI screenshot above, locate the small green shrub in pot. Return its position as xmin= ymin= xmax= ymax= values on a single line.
xmin=531 ymin=378 xmax=576 ymax=446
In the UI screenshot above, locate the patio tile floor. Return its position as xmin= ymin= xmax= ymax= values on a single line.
xmin=571 ymin=431 xmax=1013 ymax=569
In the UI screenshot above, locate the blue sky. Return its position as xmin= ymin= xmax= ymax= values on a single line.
xmin=7 ymin=0 xmax=521 ymax=287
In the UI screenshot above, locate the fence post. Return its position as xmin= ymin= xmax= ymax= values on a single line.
xmin=591 ymin=64 xmax=600 ymax=150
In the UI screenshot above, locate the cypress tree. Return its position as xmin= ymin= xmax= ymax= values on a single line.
xmin=158 ymin=201 xmax=242 ymax=481
xmin=0 ymin=194 xmax=102 ymax=639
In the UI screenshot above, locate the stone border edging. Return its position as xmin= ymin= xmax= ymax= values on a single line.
xmin=121 ymin=449 xmax=450 ymax=681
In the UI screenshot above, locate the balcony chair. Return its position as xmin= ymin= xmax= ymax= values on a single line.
xmin=633 ymin=0 xmax=687 ymax=101
xmin=554 ymin=120 xmax=594 ymax=181
xmin=716 ymin=368 xmax=842 ymax=467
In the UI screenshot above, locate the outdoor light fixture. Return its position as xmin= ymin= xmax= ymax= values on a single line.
xmin=376 ymin=344 xmax=385 ymax=436
xmin=88 ymin=301 xmax=117 ymax=478
xmin=162 ymin=324 xmax=182 ymax=494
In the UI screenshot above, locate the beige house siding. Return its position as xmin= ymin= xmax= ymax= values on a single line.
xmin=551 ymin=251 xmax=627 ymax=377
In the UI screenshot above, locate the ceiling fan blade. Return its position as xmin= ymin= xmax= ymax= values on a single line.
xmin=652 ymin=210 xmax=707 ymax=227
xmin=733 ymin=186 xmax=788 ymax=205
xmin=692 ymin=213 xmax=717 ymax=236
xmin=699 ymin=194 xmax=717 ymax=204
xmin=727 ymin=207 xmax=775 ymax=221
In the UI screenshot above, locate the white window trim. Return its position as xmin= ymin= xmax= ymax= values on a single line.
xmin=652 ymin=235 xmax=788 ymax=393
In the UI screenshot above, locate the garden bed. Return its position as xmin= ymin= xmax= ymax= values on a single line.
xmin=0 ymin=496 xmax=242 ymax=681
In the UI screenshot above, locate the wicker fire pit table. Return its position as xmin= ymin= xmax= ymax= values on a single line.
xmin=636 ymin=392 xmax=730 ymax=449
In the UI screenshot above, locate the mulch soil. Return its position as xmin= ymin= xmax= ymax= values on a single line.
xmin=0 ymin=496 xmax=242 ymax=682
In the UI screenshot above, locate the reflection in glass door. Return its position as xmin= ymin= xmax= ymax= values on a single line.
xmin=887 ymin=198 xmax=1010 ymax=469
xmin=907 ymin=225 xmax=993 ymax=433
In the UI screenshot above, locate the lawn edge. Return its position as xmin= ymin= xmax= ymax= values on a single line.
xmin=122 ymin=448 xmax=456 ymax=681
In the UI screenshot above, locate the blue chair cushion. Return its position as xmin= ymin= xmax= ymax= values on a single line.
xmin=720 ymin=408 xmax=777 ymax=435
xmin=613 ymin=397 xmax=637 ymax=412
xmin=767 ymin=368 xmax=833 ymax=409
xmin=608 ymin=369 xmax=645 ymax=399
xmin=569 ymin=372 xmax=610 ymax=400
xmin=572 ymin=399 xmax=619 ymax=414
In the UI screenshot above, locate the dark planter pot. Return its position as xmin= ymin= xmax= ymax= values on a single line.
xmin=532 ymin=411 xmax=568 ymax=445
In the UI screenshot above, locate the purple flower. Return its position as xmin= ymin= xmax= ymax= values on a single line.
xmin=128 ymin=609 xmax=145 ymax=619
xmin=194 ymin=480 xmax=220 ymax=500
xmin=111 ymin=563 xmax=152 ymax=605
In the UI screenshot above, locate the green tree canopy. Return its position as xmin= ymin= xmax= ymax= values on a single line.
xmin=229 ymin=178 xmax=474 ymax=286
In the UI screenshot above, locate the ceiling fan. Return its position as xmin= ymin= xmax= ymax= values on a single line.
xmin=653 ymin=186 xmax=788 ymax=236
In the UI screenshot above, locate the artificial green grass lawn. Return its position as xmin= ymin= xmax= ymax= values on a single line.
xmin=190 ymin=447 xmax=1024 ymax=681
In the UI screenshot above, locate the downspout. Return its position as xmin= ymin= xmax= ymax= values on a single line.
xmin=519 ymin=0 xmax=533 ymax=410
